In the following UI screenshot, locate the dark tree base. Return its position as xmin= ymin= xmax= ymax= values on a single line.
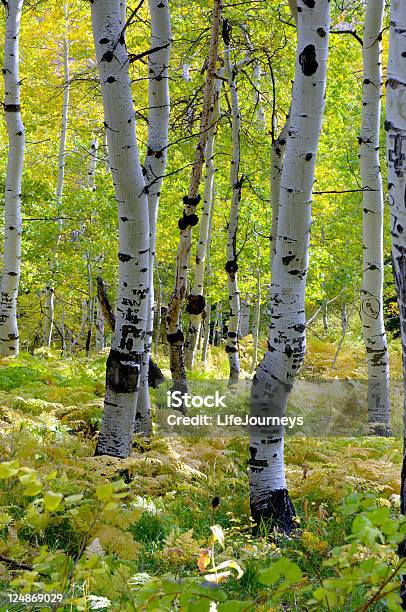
xmin=251 ymin=488 xmax=296 ymax=536
xmin=368 ymin=422 xmax=391 ymax=437
xmin=148 ymin=358 xmax=165 ymax=388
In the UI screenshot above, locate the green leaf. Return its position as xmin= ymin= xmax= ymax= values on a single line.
xmin=0 ymin=460 xmax=19 ymax=479
xmin=22 ymin=479 xmax=42 ymax=496
xmin=43 ymin=491 xmax=63 ymax=512
xmin=259 ymin=558 xmax=302 ymax=587
xmin=96 ymin=483 xmax=114 ymax=501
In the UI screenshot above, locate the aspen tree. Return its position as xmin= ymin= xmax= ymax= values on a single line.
xmin=0 ymin=0 xmax=25 ymax=357
xmin=386 ymin=1 xmax=406 ymax=568
xmin=359 ymin=0 xmax=390 ymax=435
xmin=185 ymin=77 xmax=222 ymax=370
xmin=166 ymin=0 xmax=222 ymax=401
xmin=135 ymin=0 xmax=171 ymax=437
xmin=249 ymin=0 xmax=330 ymax=533
xmin=91 ymin=0 xmax=150 ymax=458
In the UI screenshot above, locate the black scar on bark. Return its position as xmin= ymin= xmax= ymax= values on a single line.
xmin=303 ymin=0 xmax=315 ymax=6
xmin=225 ymin=345 xmax=238 ymax=353
xmin=225 ymin=260 xmax=238 ymax=273
xmin=183 ymin=194 xmax=201 ymax=206
xmin=299 ymin=45 xmax=318 ymax=77
xmin=167 ymin=330 xmax=184 ymax=344
xmin=186 ymin=294 xmax=205 ymax=315
xmin=118 ymin=253 xmax=132 ymax=262
xmin=102 ymin=50 xmax=114 ymax=63
xmin=282 ymin=254 xmax=295 ymax=266
xmin=317 ymin=27 xmax=326 ymax=38
xmin=105 ymin=348 xmax=139 ymax=394
xmin=178 ymin=214 xmax=199 ymax=230
xmin=285 ymin=345 xmax=293 ymax=358
xmin=251 ymin=489 xmax=296 ymax=535
xmin=228 ymin=331 xmax=238 ymax=339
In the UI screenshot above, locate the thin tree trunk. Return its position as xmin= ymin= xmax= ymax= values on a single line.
xmin=153 ymin=266 xmax=162 ymax=355
xmin=359 ymin=0 xmax=390 ymax=436
xmin=213 ymin=302 xmax=222 ymax=346
xmin=85 ymin=254 xmax=94 ymax=358
xmin=135 ymin=0 xmax=171 ymax=437
xmin=43 ymin=4 xmax=70 ymax=348
xmin=201 ymin=301 xmax=212 ymax=365
xmin=91 ymin=0 xmax=150 ymax=458
xmin=250 ymin=0 xmax=330 ymax=533
xmin=87 ymin=137 xmax=99 ymax=191
xmin=224 ymin=21 xmax=242 ymax=386
xmin=185 ymin=76 xmax=222 ymax=370
xmin=166 ymin=0 xmax=222 ymax=401
xmin=239 ymin=299 xmax=250 ymax=338
xmin=95 ymin=301 xmax=105 ymax=351
xmin=251 ymin=267 xmax=261 ymax=375
xmin=386 ymin=3 xmax=406 ymax=579
xmin=0 ymin=0 xmax=25 ymax=357
xmin=42 ymin=288 xmax=54 ymax=347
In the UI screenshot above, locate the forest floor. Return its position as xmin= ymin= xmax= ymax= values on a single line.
xmin=0 ymin=335 xmax=404 ymax=610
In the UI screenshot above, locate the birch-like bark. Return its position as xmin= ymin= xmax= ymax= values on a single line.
xmin=0 ymin=0 xmax=25 ymax=357
xmin=250 ymin=0 xmax=330 ymax=533
xmin=43 ymin=5 xmax=70 ymax=348
xmin=91 ymin=0 xmax=150 ymax=458
xmin=87 ymin=137 xmax=99 ymax=190
xmin=251 ymin=268 xmax=261 ymax=375
xmin=154 ymin=266 xmax=162 ymax=354
xmin=95 ymin=301 xmax=105 ymax=351
xmin=42 ymin=288 xmax=54 ymax=347
xmin=103 ymin=130 xmax=110 ymax=172
xmin=386 ymin=1 xmax=406 ymax=571
xmin=253 ymin=60 xmax=265 ymax=127
xmin=166 ymin=0 xmax=222 ymax=400
xmin=185 ymin=77 xmax=222 ymax=370
xmin=135 ymin=0 xmax=171 ymax=437
xmin=213 ymin=302 xmax=222 ymax=345
xmin=224 ymin=24 xmax=242 ymax=386
xmin=201 ymin=183 xmax=215 ymax=366
xmin=239 ymin=299 xmax=250 ymax=338
xmin=270 ymin=119 xmax=289 ymax=269
xmin=56 ymin=12 xmax=69 ymax=245
xmin=359 ymin=0 xmax=390 ymax=435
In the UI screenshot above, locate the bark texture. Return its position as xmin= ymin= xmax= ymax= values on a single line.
xmin=250 ymin=0 xmax=330 ymax=533
xmin=359 ymin=0 xmax=390 ymax=435
xmin=185 ymin=76 xmax=222 ymax=370
xmin=386 ymin=2 xmax=406 ymax=594
xmin=166 ymin=0 xmax=222 ymax=400
xmin=136 ymin=0 xmax=171 ymax=437
xmin=0 ymin=0 xmax=25 ymax=357
xmin=91 ymin=0 xmax=150 ymax=458
xmin=224 ymin=22 xmax=242 ymax=385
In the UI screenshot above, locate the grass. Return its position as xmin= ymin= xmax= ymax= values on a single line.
xmin=0 ymin=330 xmax=403 ymax=609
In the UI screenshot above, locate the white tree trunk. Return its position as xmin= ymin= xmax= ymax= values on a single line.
xmin=270 ymin=119 xmax=289 ymax=270
xmin=95 ymin=301 xmax=105 ymax=351
xmin=251 ymin=267 xmax=261 ymax=375
xmin=224 ymin=26 xmax=242 ymax=386
xmin=386 ymin=0 xmax=406 ymax=533
xmin=201 ymin=301 xmax=212 ymax=365
xmin=239 ymin=299 xmax=250 ymax=338
xmin=153 ymin=266 xmax=162 ymax=354
xmin=135 ymin=0 xmax=171 ymax=437
xmin=42 ymin=287 xmax=54 ymax=347
xmin=87 ymin=137 xmax=99 ymax=191
xmin=250 ymin=0 xmax=330 ymax=533
xmin=103 ymin=129 xmax=110 ymax=172
xmin=359 ymin=0 xmax=390 ymax=435
xmin=253 ymin=60 xmax=265 ymax=127
xmin=91 ymin=0 xmax=150 ymax=458
xmin=56 ymin=9 xmax=70 ymax=246
xmin=43 ymin=4 xmax=70 ymax=348
xmin=185 ymin=76 xmax=222 ymax=370
xmin=0 ymin=0 xmax=25 ymax=357
xmin=166 ymin=0 xmax=222 ymax=401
